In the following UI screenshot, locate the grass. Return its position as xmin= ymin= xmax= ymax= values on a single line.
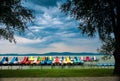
xmin=0 ymin=68 xmax=114 ymax=77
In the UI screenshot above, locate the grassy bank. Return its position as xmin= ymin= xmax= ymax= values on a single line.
xmin=0 ymin=68 xmax=114 ymax=77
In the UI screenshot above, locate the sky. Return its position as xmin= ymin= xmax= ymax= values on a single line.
xmin=0 ymin=0 xmax=101 ymax=54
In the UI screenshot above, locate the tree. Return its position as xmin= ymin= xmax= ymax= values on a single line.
xmin=0 ymin=0 xmax=33 ymax=43
xmin=60 ymin=0 xmax=120 ymax=75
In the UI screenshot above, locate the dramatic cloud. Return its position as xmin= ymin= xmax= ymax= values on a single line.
xmin=0 ymin=0 xmax=101 ymax=54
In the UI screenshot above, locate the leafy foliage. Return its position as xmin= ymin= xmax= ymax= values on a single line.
xmin=97 ymin=37 xmax=115 ymax=55
xmin=0 ymin=0 xmax=33 ymax=42
xmin=61 ymin=0 xmax=115 ymax=41
xmin=97 ymin=37 xmax=115 ymax=60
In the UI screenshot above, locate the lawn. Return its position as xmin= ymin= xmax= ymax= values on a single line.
xmin=0 ymin=68 xmax=114 ymax=77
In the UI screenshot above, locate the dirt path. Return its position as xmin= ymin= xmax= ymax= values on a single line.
xmin=0 ymin=77 xmax=119 ymax=81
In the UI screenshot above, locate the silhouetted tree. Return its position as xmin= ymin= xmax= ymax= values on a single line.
xmin=61 ymin=0 xmax=120 ymax=75
xmin=0 ymin=0 xmax=33 ymax=42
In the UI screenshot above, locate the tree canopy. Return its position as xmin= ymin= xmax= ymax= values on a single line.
xmin=61 ymin=0 xmax=115 ymax=42
xmin=0 ymin=0 xmax=33 ymax=43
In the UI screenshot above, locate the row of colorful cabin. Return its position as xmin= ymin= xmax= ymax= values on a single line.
xmin=0 ymin=56 xmax=98 ymax=65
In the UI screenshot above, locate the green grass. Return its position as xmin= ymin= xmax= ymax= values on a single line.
xmin=0 ymin=68 xmax=114 ymax=77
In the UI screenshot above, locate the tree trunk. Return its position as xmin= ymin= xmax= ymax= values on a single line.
xmin=113 ymin=50 xmax=120 ymax=76
xmin=113 ymin=0 xmax=120 ymax=76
